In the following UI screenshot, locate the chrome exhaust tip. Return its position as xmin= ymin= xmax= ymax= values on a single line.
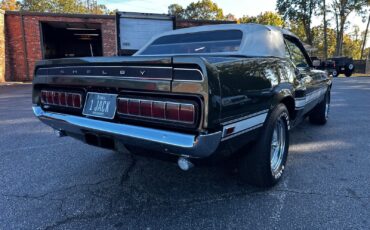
xmin=177 ymin=157 xmax=194 ymax=171
xmin=55 ymin=129 xmax=66 ymax=137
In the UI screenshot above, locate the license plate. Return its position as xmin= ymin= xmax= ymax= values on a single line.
xmin=82 ymin=93 xmax=117 ymax=119
xmin=341 ymin=67 xmax=345 ymax=70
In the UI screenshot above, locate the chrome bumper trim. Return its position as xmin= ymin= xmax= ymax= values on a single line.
xmin=32 ymin=106 xmax=222 ymax=158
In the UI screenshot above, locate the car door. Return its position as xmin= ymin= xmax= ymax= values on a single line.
xmin=284 ymin=38 xmax=320 ymax=113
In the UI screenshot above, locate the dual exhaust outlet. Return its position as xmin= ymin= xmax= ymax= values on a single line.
xmin=54 ymin=129 xmax=194 ymax=171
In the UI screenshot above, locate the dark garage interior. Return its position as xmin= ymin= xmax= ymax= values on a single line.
xmin=40 ymin=22 xmax=103 ymax=59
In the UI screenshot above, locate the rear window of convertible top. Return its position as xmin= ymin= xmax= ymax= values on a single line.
xmin=140 ymin=30 xmax=243 ymax=55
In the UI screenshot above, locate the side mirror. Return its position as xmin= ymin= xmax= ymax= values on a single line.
xmin=312 ymin=59 xmax=321 ymax=67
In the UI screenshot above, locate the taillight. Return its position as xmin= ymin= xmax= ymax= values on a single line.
xmin=117 ymin=97 xmax=195 ymax=124
xmin=40 ymin=90 xmax=82 ymax=109
xmin=128 ymin=99 xmax=140 ymax=115
xmin=60 ymin=92 xmax=66 ymax=106
xmin=152 ymin=101 xmax=165 ymax=119
xmin=179 ymin=104 xmax=195 ymax=123
xmin=166 ymin=103 xmax=180 ymax=120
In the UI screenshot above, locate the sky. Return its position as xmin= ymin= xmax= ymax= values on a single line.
xmin=100 ymin=0 xmax=276 ymax=18
xmin=100 ymin=0 xmax=369 ymax=34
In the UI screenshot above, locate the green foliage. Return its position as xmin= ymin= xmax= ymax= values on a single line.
xmin=331 ymin=0 xmax=369 ymax=56
xmin=185 ymin=0 xmax=224 ymax=20
xmin=343 ymin=30 xmax=363 ymax=59
xmin=312 ymin=26 xmax=337 ymax=58
xmin=289 ymin=22 xmax=307 ymax=41
xmin=168 ymin=4 xmax=185 ymax=18
xmin=0 ymin=0 xmax=21 ymax=10
xmin=240 ymin=11 xmax=285 ymax=27
xmin=168 ymin=0 xmax=224 ymax=20
xmin=277 ymin=0 xmax=320 ymax=45
xmin=224 ymin=13 xmax=236 ymax=21
xmin=21 ymin=0 xmax=109 ymax=14
xmin=311 ymin=25 xmax=364 ymax=59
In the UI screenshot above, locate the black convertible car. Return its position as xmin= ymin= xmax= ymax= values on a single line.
xmin=32 ymin=24 xmax=332 ymax=187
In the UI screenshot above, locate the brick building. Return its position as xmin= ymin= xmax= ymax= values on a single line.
xmin=4 ymin=11 xmax=116 ymax=82
xmin=0 ymin=11 xmax=235 ymax=82
xmin=0 ymin=10 xmax=5 ymax=82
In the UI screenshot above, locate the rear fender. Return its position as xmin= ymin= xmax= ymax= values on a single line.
xmin=270 ymin=83 xmax=296 ymax=123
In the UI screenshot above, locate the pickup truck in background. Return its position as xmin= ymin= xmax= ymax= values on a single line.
xmin=32 ymin=24 xmax=332 ymax=187
xmin=328 ymin=56 xmax=355 ymax=77
xmin=312 ymin=56 xmax=355 ymax=77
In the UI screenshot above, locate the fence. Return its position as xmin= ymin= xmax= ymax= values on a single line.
xmin=353 ymin=60 xmax=370 ymax=74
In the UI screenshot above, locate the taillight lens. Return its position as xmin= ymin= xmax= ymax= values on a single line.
xmin=60 ymin=92 xmax=66 ymax=106
xmin=40 ymin=90 xmax=82 ymax=109
xmin=117 ymin=98 xmax=128 ymax=114
xmin=152 ymin=101 xmax=165 ymax=119
xmin=117 ymin=97 xmax=195 ymax=124
xmin=179 ymin=104 xmax=195 ymax=123
xmin=41 ymin=91 xmax=47 ymax=103
xmin=166 ymin=103 xmax=180 ymax=121
xmin=73 ymin=94 xmax=81 ymax=108
xmin=128 ymin=99 xmax=140 ymax=115
xmin=47 ymin=91 xmax=53 ymax=104
xmin=140 ymin=100 xmax=152 ymax=117
xmin=53 ymin=92 xmax=60 ymax=105
xmin=67 ymin=93 xmax=74 ymax=107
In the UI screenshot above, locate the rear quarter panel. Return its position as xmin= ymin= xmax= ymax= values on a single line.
xmin=208 ymin=57 xmax=292 ymax=123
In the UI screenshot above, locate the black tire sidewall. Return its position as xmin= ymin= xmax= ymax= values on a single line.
xmin=266 ymin=106 xmax=290 ymax=181
xmin=239 ymin=104 xmax=290 ymax=187
xmin=309 ymin=88 xmax=330 ymax=125
xmin=332 ymin=70 xmax=338 ymax=77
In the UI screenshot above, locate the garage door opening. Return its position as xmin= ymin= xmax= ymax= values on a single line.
xmin=41 ymin=22 xmax=103 ymax=59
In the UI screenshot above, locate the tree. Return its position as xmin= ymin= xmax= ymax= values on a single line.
xmin=21 ymin=0 xmax=54 ymax=12
xmin=21 ymin=0 xmax=109 ymax=14
xmin=312 ymin=26 xmax=337 ymax=58
xmin=331 ymin=0 xmax=368 ymax=56
xmin=321 ymin=0 xmax=329 ymax=59
xmin=225 ymin=13 xmax=236 ymax=21
xmin=184 ymin=0 xmax=224 ymax=20
xmin=0 ymin=0 xmax=21 ymax=10
xmin=168 ymin=0 xmax=225 ymax=20
xmin=361 ymin=14 xmax=370 ymax=59
xmin=289 ymin=21 xmax=308 ymax=41
xmin=277 ymin=0 xmax=320 ymax=45
xmin=239 ymin=15 xmax=256 ymax=23
xmin=312 ymin=25 xmax=364 ymax=59
xmin=168 ymin=3 xmax=185 ymax=18
xmin=240 ymin=12 xmax=285 ymax=27
xmin=342 ymin=32 xmax=362 ymax=59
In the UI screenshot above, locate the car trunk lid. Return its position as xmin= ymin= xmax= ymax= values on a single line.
xmin=34 ymin=56 xmax=174 ymax=92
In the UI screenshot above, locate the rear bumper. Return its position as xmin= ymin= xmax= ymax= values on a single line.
xmin=32 ymin=106 xmax=222 ymax=158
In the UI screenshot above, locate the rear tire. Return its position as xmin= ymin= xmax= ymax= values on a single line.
xmin=309 ymin=89 xmax=330 ymax=125
xmin=344 ymin=71 xmax=352 ymax=77
xmin=332 ymin=70 xmax=338 ymax=77
xmin=238 ymin=104 xmax=290 ymax=187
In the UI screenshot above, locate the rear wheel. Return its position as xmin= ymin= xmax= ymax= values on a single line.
xmin=239 ymin=104 xmax=289 ymax=187
xmin=332 ymin=70 xmax=338 ymax=77
xmin=309 ymin=89 xmax=330 ymax=125
xmin=347 ymin=63 xmax=354 ymax=71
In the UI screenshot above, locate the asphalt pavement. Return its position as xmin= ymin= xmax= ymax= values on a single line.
xmin=0 ymin=78 xmax=369 ymax=229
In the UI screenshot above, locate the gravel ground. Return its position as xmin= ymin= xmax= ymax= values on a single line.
xmin=0 ymin=77 xmax=369 ymax=229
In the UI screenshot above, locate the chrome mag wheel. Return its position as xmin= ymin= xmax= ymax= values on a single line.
xmin=270 ymin=118 xmax=286 ymax=176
